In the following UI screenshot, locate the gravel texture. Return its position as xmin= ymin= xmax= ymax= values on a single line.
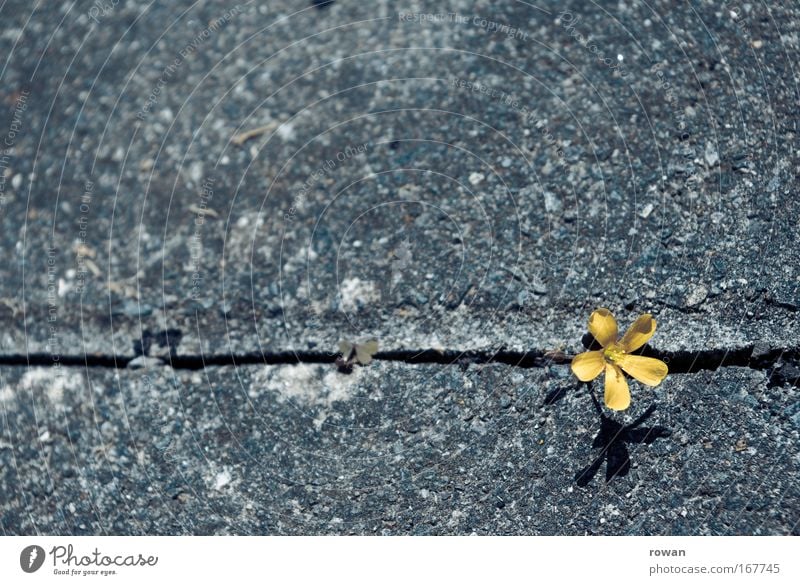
xmin=1 ymin=363 xmax=797 ymax=535
xmin=0 ymin=0 xmax=798 ymax=356
xmin=0 ymin=0 xmax=798 ymax=534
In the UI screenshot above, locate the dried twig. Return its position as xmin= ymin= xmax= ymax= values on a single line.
xmin=231 ymin=123 xmax=277 ymax=146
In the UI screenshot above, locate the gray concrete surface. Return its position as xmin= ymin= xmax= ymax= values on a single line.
xmin=1 ymin=364 xmax=797 ymax=534
xmin=0 ymin=0 xmax=798 ymax=534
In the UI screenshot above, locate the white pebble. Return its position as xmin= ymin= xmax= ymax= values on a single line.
xmin=468 ymin=172 xmax=485 ymax=185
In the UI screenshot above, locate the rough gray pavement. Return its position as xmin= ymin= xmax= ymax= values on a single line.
xmin=0 ymin=0 xmax=798 ymax=356
xmin=0 ymin=0 xmax=798 ymax=534
xmin=1 ymin=364 xmax=797 ymax=535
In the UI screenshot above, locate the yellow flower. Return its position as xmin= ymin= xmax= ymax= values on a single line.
xmin=571 ymin=308 xmax=668 ymax=411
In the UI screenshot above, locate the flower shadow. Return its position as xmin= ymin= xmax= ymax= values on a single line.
xmin=575 ymin=385 xmax=672 ymax=487
xmin=542 ymin=384 xmax=570 ymax=405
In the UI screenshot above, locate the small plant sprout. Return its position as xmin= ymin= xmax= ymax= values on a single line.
xmin=336 ymin=339 xmax=379 ymax=372
xmin=570 ymin=308 xmax=668 ymax=411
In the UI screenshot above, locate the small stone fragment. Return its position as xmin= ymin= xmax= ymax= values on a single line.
xmin=639 ymin=203 xmax=654 ymax=218
xmin=468 ymin=172 xmax=485 ymax=185
xmin=127 ymin=356 xmax=166 ymax=370
xmin=543 ymin=190 xmax=562 ymax=214
xmin=704 ymin=143 xmax=720 ymax=166
xmin=685 ymin=285 xmax=708 ymax=308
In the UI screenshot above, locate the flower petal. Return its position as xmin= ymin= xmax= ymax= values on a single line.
xmin=588 ymin=308 xmax=618 ymax=347
xmin=604 ymin=363 xmax=630 ymax=411
xmin=619 ymin=313 xmax=656 ymax=352
xmin=618 ymin=354 xmax=668 ymax=386
xmin=571 ymin=351 xmax=605 ymax=382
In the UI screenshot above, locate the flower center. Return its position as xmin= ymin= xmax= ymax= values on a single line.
xmin=603 ymin=344 xmax=626 ymax=364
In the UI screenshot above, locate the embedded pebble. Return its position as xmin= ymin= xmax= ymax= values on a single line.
xmin=685 ymin=285 xmax=709 ymax=308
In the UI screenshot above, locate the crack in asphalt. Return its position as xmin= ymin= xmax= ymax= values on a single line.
xmin=0 ymin=345 xmax=797 ymax=385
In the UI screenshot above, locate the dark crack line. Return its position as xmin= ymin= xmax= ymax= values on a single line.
xmin=0 ymin=346 xmax=798 ymax=385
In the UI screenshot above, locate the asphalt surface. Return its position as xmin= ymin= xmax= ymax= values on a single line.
xmin=0 ymin=0 xmax=798 ymax=534
xmin=2 ymin=364 xmax=797 ymax=534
